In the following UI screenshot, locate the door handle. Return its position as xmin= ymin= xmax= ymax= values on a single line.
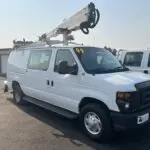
xmin=47 ymin=80 xmax=50 ymax=85
xmin=51 ymin=81 xmax=54 ymax=87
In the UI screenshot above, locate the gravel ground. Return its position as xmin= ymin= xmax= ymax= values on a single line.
xmin=0 ymin=77 xmax=150 ymax=150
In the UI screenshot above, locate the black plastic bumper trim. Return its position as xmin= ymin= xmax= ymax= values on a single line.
xmin=111 ymin=106 xmax=150 ymax=129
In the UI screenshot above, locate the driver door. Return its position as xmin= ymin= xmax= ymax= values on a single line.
xmin=50 ymin=49 xmax=81 ymax=113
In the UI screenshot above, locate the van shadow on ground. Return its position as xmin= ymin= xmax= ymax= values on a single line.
xmin=7 ymin=97 xmax=150 ymax=150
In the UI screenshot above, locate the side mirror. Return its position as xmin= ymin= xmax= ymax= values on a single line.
xmin=58 ymin=61 xmax=78 ymax=75
xmin=58 ymin=61 xmax=68 ymax=74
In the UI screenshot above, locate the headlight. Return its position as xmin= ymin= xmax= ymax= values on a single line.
xmin=116 ymin=91 xmax=138 ymax=113
xmin=116 ymin=92 xmax=132 ymax=101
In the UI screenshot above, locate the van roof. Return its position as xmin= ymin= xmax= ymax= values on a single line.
xmin=14 ymin=43 xmax=104 ymax=51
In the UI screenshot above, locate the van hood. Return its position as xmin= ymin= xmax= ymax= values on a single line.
xmin=104 ymin=71 xmax=150 ymax=86
xmin=87 ymin=71 xmax=150 ymax=92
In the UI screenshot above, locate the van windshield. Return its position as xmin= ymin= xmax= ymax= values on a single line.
xmin=74 ymin=47 xmax=129 ymax=74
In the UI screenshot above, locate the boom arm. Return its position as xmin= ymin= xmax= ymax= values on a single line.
xmin=39 ymin=2 xmax=100 ymax=45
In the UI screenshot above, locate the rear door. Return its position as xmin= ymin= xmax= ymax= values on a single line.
xmin=24 ymin=49 xmax=52 ymax=101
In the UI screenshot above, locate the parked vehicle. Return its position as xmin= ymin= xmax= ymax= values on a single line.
xmin=5 ymin=45 xmax=150 ymax=141
xmin=4 ymin=2 xmax=150 ymax=142
xmin=117 ymin=49 xmax=150 ymax=74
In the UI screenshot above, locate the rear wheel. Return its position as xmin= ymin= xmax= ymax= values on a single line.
xmin=80 ymin=103 xmax=113 ymax=142
xmin=13 ymin=84 xmax=25 ymax=104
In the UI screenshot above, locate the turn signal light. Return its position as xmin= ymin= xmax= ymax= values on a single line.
xmin=117 ymin=92 xmax=131 ymax=100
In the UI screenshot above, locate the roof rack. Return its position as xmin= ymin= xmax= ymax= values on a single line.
xmin=13 ymin=2 xmax=100 ymax=49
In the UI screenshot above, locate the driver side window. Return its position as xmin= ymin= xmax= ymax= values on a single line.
xmin=54 ymin=49 xmax=76 ymax=73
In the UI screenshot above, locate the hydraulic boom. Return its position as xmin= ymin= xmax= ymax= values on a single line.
xmin=39 ymin=2 xmax=100 ymax=45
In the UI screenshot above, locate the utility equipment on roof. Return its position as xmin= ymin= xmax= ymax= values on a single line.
xmin=13 ymin=2 xmax=100 ymax=49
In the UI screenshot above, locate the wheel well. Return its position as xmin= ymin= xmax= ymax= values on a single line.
xmin=79 ymin=97 xmax=110 ymax=113
xmin=12 ymin=81 xmax=20 ymax=89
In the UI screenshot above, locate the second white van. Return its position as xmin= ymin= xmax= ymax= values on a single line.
xmin=117 ymin=49 xmax=150 ymax=74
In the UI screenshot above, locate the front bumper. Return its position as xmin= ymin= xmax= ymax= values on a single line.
xmin=111 ymin=107 xmax=150 ymax=130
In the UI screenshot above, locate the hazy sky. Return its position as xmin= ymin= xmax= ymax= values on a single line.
xmin=0 ymin=0 xmax=149 ymax=49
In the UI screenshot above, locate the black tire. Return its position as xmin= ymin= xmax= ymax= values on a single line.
xmin=13 ymin=84 xmax=25 ymax=105
xmin=80 ymin=103 xmax=114 ymax=142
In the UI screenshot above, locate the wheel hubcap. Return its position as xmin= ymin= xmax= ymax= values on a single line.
xmin=84 ymin=112 xmax=102 ymax=135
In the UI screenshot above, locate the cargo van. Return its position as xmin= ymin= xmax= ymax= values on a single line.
xmin=117 ymin=49 xmax=150 ymax=74
xmin=4 ymin=1 xmax=150 ymax=142
xmin=5 ymin=45 xmax=150 ymax=141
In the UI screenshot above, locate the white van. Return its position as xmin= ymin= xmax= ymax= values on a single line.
xmin=5 ymin=45 xmax=150 ymax=141
xmin=117 ymin=50 xmax=150 ymax=74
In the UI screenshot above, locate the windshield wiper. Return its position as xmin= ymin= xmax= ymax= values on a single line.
xmin=112 ymin=66 xmax=123 ymax=70
xmin=88 ymin=66 xmax=129 ymax=74
xmin=109 ymin=66 xmax=129 ymax=72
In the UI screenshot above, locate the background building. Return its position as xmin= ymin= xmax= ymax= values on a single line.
xmin=0 ymin=48 xmax=11 ymax=76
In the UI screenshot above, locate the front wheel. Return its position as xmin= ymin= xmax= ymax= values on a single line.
xmin=80 ymin=104 xmax=113 ymax=142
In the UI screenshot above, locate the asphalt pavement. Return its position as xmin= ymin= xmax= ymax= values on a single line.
xmin=0 ymin=77 xmax=150 ymax=150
